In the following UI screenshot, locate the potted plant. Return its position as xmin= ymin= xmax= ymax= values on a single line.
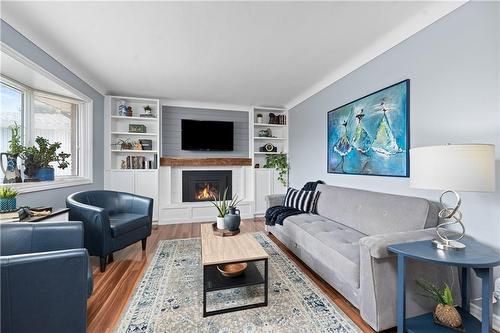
xmin=264 ymin=152 xmax=289 ymax=187
xmin=143 ymin=105 xmax=152 ymax=114
xmin=416 ymin=279 xmax=462 ymax=329
xmin=256 ymin=113 xmax=263 ymax=123
xmin=117 ymin=138 xmax=133 ymax=150
xmin=0 ymin=187 xmax=18 ymax=212
xmin=21 ymin=136 xmax=70 ymax=182
xmin=211 ymin=188 xmax=230 ymax=229
xmin=1 ymin=123 xmax=23 ymax=183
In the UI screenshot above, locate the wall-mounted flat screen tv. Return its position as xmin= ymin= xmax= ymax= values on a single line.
xmin=181 ymin=119 xmax=234 ymax=151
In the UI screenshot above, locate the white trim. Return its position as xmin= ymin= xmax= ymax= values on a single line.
xmin=160 ymin=98 xmax=251 ymax=113
xmin=1 ymin=44 xmax=94 ymax=189
xmin=469 ymin=301 xmax=500 ymax=331
xmin=284 ymin=1 xmax=468 ymax=109
xmin=2 ymin=177 xmax=92 ymax=194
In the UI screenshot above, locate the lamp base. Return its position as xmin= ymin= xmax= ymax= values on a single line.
xmin=432 ymin=239 xmax=466 ymax=250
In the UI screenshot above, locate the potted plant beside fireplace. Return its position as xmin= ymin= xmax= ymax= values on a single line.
xmin=211 ymin=188 xmax=230 ymax=229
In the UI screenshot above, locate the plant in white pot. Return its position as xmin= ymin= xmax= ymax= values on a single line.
xmin=210 ymin=188 xmax=242 ymax=230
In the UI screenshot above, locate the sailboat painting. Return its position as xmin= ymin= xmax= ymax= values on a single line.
xmin=327 ymin=80 xmax=409 ymax=177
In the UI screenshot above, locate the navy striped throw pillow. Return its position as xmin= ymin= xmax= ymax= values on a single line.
xmin=283 ymin=187 xmax=316 ymax=212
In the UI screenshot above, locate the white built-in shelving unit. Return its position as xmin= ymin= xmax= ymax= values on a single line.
xmin=250 ymin=106 xmax=289 ymax=215
xmin=104 ymin=96 xmax=160 ymax=220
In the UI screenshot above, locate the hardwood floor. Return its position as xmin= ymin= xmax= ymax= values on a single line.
xmin=86 ymin=219 xmax=393 ymax=332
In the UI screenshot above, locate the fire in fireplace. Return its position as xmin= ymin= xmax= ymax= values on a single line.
xmin=182 ymin=170 xmax=232 ymax=202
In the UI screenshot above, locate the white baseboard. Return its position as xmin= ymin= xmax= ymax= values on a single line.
xmin=469 ymin=302 xmax=500 ymax=331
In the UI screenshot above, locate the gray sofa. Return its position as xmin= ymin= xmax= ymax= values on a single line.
xmin=265 ymin=184 xmax=459 ymax=332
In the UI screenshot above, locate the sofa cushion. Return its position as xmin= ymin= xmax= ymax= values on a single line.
xmin=314 ymin=184 xmax=439 ymax=236
xmin=109 ymin=213 xmax=149 ymax=237
xmin=281 ymin=213 xmax=364 ymax=289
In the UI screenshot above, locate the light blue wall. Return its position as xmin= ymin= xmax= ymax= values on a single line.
xmin=1 ymin=19 xmax=104 ymax=207
xmin=288 ymin=2 xmax=500 ymax=308
xmin=162 ymin=105 xmax=249 ymax=157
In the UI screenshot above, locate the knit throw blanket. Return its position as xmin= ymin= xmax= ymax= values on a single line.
xmin=265 ymin=180 xmax=324 ymax=226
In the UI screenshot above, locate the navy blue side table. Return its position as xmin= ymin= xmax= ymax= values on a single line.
xmin=388 ymin=237 xmax=500 ymax=333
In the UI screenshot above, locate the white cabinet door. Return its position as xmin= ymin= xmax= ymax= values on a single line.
xmin=108 ymin=170 xmax=134 ymax=193
xmin=134 ymin=170 xmax=159 ymax=220
xmin=254 ymin=169 xmax=273 ymax=215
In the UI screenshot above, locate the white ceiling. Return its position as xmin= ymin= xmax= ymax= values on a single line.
xmin=1 ymin=1 xmax=464 ymax=109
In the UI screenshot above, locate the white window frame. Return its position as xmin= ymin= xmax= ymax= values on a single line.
xmin=1 ymin=45 xmax=93 ymax=194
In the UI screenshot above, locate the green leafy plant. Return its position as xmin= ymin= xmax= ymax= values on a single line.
xmin=7 ymin=122 xmax=23 ymax=155
xmin=144 ymin=105 xmax=152 ymax=112
xmin=0 ymin=187 xmax=18 ymax=199
xmin=21 ymin=136 xmax=71 ymax=173
xmin=116 ymin=138 xmax=133 ymax=150
xmin=416 ymin=279 xmax=454 ymax=305
xmin=256 ymin=113 xmax=263 ymax=118
xmin=264 ymin=153 xmax=289 ymax=187
xmin=210 ymin=188 xmax=243 ymax=217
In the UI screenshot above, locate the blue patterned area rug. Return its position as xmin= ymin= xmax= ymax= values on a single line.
xmin=116 ymin=233 xmax=362 ymax=333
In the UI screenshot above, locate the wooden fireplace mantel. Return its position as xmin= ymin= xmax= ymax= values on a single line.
xmin=160 ymin=157 xmax=252 ymax=167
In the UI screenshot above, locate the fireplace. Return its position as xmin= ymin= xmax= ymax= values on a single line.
xmin=182 ymin=170 xmax=232 ymax=202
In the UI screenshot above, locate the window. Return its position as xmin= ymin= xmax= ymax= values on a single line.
xmin=1 ymin=81 xmax=24 ymax=153
xmin=32 ymin=93 xmax=79 ymax=176
xmin=0 ymin=73 xmax=92 ymax=192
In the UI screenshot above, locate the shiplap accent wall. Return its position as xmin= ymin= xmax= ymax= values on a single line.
xmin=162 ymin=105 xmax=249 ymax=157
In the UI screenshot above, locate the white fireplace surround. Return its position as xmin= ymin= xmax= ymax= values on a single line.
xmin=158 ymin=165 xmax=254 ymax=224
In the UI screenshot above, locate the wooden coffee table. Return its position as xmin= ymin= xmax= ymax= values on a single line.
xmin=200 ymin=223 xmax=269 ymax=317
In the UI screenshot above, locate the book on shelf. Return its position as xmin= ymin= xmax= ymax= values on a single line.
xmin=121 ymin=153 xmax=158 ymax=169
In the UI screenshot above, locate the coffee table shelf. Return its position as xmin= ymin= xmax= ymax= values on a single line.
xmin=204 ymin=262 xmax=265 ymax=292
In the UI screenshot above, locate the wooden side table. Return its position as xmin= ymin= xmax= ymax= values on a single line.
xmin=388 ymin=237 xmax=500 ymax=333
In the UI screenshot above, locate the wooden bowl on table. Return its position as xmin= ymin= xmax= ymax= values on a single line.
xmin=217 ymin=262 xmax=247 ymax=277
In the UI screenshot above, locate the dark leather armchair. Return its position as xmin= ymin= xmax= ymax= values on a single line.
xmin=66 ymin=190 xmax=153 ymax=272
xmin=1 ymin=221 xmax=92 ymax=333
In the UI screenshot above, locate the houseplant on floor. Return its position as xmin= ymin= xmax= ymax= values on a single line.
xmin=0 ymin=187 xmax=18 ymax=212
xmin=21 ymin=136 xmax=71 ymax=181
xmin=1 ymin=123 xmax=23 ymax=183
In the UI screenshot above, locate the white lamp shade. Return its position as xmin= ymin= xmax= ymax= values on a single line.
xmin=410 ymin=144 xmax=496 ymax=192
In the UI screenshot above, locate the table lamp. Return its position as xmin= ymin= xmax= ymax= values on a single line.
xmin=410 ymin=144 xmax=496 ymax=250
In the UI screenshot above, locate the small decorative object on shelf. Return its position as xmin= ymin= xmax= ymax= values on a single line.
xmin=118 ymin=100 xmax=128 ymax=116
xmin=254 ymin=163 xmax=260 ymax=168
xmin=139 ymin=139 xmax=153 ymax=150
xmin=117 ymin=138 xmax=133 ymax=150
xmin=268 ymin=113 xmax=286 ymax=124
xmin=416 ymin=279 xmax=463 ymax=331
xmin=126 ymin=106 xmax=133 ymax=117
xmin=258 ymin=128 xmax=272 ymax=137
xmin=129 ymin=124 xmax=147 ymax=133
xmin=259 ymin=143 xmax=277 ymax=152
xmin=140 ymin=105 xmax=155 ymax=118
xmin=0 ymin=187 xmax=18 ymax=212
xmin=256 ymin=113 xmax=263 ymax=123
xmin=1 ymin=123 xmax=23 ymax=183
xmin=134 ymin=141 xmax=143 ymax=150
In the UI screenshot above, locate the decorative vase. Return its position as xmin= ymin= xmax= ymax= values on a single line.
xmin=1 ymin=153 xmax=22 ymax=183
xmin=36 ymin=167 xmax=55 ymax=181
xmin=216 ymin=216 xmax=225 ymax=230
xmin=0 ymin=197 xmax=16 ymax=212
xmin=224 ymin=206 xmax=241 ymax=231
xmin=257 ymin=117 xmax=263 ymax=123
